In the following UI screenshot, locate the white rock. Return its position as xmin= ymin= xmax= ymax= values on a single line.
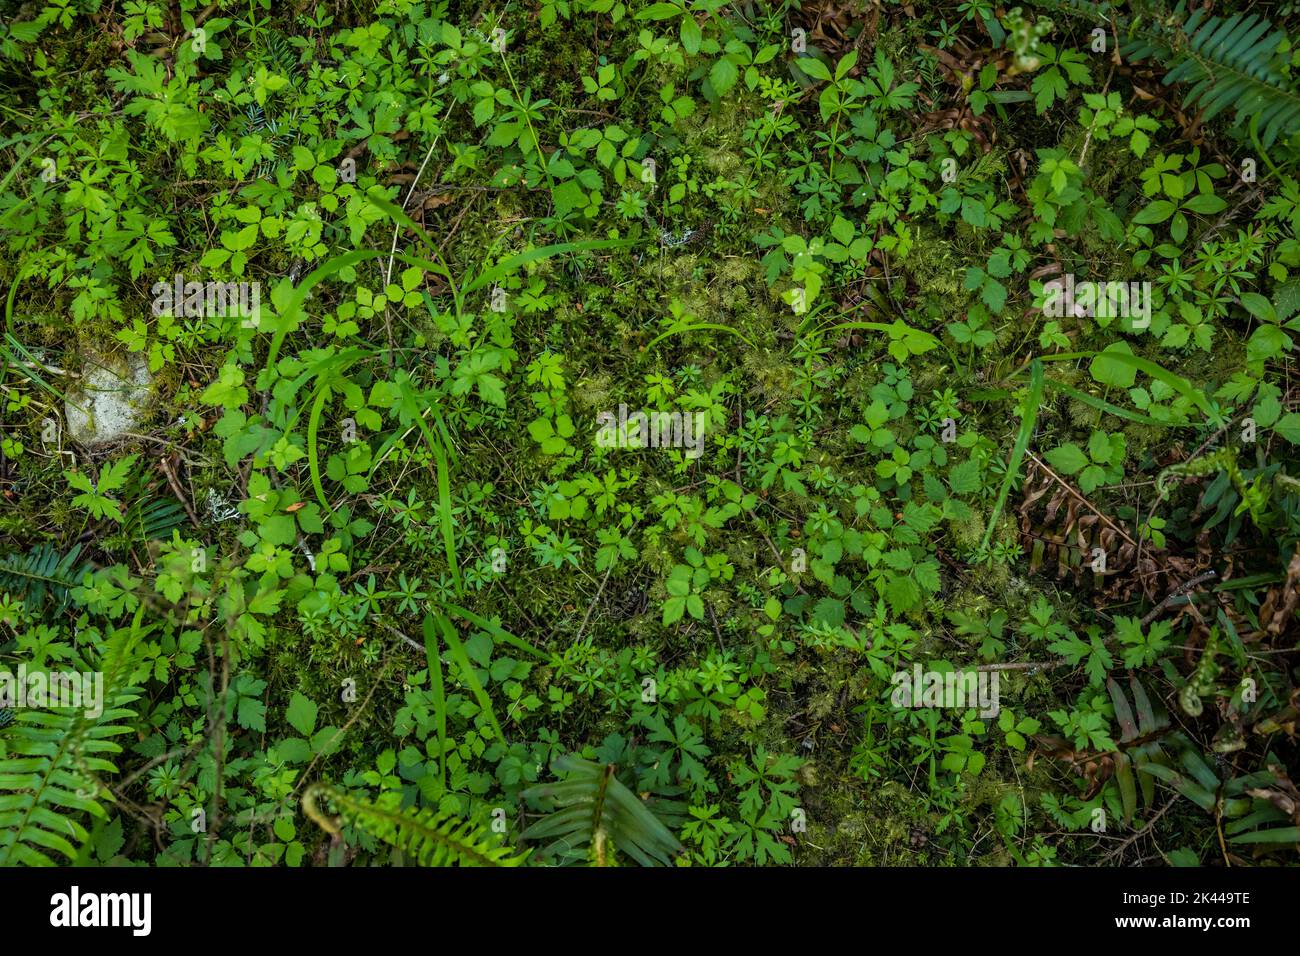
xmin=64 ymin=351 xmax=153 ymax=445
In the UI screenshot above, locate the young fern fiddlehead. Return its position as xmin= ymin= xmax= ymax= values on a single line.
xmin=1156 ymin=446 xmax=1267 ymax=525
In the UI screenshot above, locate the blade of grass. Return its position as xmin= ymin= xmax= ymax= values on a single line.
xmin=431 ymin=438 xmax=460 ymax=596
xmin=434 ymin=612 xmax=505 ymax=745
xmin=439 ymin=602 xmax=554 ymax=663
xmin=366 ymin=194 xmax=634 ymax=308
xmin=264 ymin=249 xmax=454 ymax=377
xmin=809 ymin=318 xmax=941 ymax=356
xmin=1043 ymin=377 xmax=1168 ymax=426
xmin=464 ymin=237 xmax=637 ymax=295
xmin=306 ymin=384 xmax=331 ymax=512
xmin=0 ymin=134 xmax=66 ymax=228
xmin=2 ymin=265 xmax=78 ymax=407
xmin=389 ymin=375 xmax=461 ymax=595
xmin=646 ymin=322 xmax=755 ymax=350
xmin=1086 ymin=350 xmax=1214 ymax=417
xmin=2 ymin=333 xmax=74 ymax=406
xmin=421 ymin=613 xmax=448 ymax=793
xmin=979 ymin=358 xmax=1044 ymax=552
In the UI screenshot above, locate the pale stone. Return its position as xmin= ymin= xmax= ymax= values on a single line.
xmin=64 ymin=351 xmax=153 ymax=445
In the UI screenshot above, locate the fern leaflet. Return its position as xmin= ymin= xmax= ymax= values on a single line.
xmin=303 ymin=784 xmax=528 ymax=867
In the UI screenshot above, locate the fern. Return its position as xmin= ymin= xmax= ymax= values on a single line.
xmin=1132 ymin=4 xmax=1300 ymax=148
xmin=262 ymin=31 xmax=302 ymax=80
xmin=0 ymin=497 xmax=180 ymax=613
xmin=302 ymin=784 xmax=528 ymax=867
xmin=0 ymin=620 xmax=143 ymax=866
xmin=122 ymin=493 xmax=188 ymax=543
xmin=1140 ymin=745 xmax=1299 ymax=849
xmin=1104 ymin=673 xmax=1174 ymax=825
xmin=1034 ymin=0 xmax=1300 ymax=147
xmin=520 ymin=755 xmax=684 ymax=867
xmin=0 ymin=543 xmax=92 ymax=614
xmin=1037 ymin=674 xmax=1175 ymax=827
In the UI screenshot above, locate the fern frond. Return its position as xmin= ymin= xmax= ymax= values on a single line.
xmin=262 ymin=32 xmax=302 ymax=80
xmin=1106 ymin=673 xmax=1172 ymax=824
xmin=0 ymin=620 xmax=143 ymax=866
xmin=520 ymin=755 xmax=684 ymax=867
xmin=1139 ymin=747 xmax=1298 ymax=852
xmin=303 ymin=784 xmax=528 ymax=867
xmin=123 ymin=494 xmax=188 ymax=542
xmin=0 ymin=701 xmax=138 ymax=865
xmin=1151 ymin=5 xmax=1299 ymax=147
xmin=1032 ymin=0 xmax=1300 ymax=147
xmin=0 ymin=543 xmax=92 ymax=613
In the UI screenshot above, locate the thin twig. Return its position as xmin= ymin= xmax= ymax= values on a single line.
xmin=1140 ymin=569 xmax=1218 ymax=626
xmin=382 ymin=622 xmax=425 ymax=653
xmin=1102 ymin=795 xmax=1180 ymax=864
xmin=972 ymin=660 xmax=1069 ymax=672
xmin=1025 ymin=449 xmax=1138 ymax=548
xmin=158 ymin=454 xmax=202 ymax=530
xmin=574 ymin=564 xmax=613 ymax=646
xmin=289 ymin=650 xmax=393 ymax=802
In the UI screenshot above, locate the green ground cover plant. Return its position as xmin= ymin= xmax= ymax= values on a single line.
xmin=0 ymin=0 xmax=1298 ymax=868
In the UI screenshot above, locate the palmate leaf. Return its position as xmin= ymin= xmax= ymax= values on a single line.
xmin=302 ymin=784 xmax=527 ymax=867
xmin=520 ymin=755 xmax=684 ymax=867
